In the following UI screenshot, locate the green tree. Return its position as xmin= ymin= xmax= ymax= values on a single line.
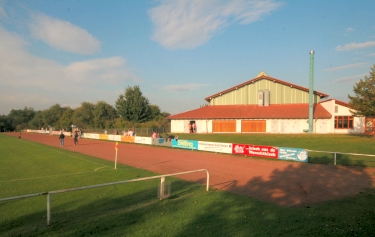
xmin=0 ymin=115 xmax=12 ymax=132
xmin=56 ymin=107 xmax=74 ymax=130
xmin=93 ymin=101 xmax=117 ymax=129
xmin=150 ymin=104 xmax=162 ymax=121
xmin=29 ymin=111 xmax=44 ymax=129
xmin=115 ymin=86 xmax=151 ymax=125
xmin=8 ymin=107 xmax=36 ymax=131
xmin=348 ymin=65 xmax=375 ymax=138
xmin=348 ymin=65 xmax=375 ymax=117
xmin=43 ymin=104 xmax=65 ymax=128
xmin=72 ymin=102 xmax=95 ymax=129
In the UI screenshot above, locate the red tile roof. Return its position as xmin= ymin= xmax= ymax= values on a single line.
xmin=168 ymin=104 xmax=332 ymax=120
xmin=320 ymin=98 xmax=351 ymax=108
xmin=204 ymin=75 xmax=329 ymax=102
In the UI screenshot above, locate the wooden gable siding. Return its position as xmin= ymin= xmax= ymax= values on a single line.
xmin=211 ymin=79 xmax=320 ymax=105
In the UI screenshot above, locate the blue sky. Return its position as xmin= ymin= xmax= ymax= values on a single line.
xmin=1 ymin=0 xmax=374 ymax=116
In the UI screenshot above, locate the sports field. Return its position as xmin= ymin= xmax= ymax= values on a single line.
xmin=1 ymin=133 xmax=375 ymax=236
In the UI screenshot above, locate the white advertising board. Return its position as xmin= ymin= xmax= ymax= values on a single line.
xmin=108 ymin=135 xmax=121 ymax=141
xmin=198 ymin=141 xmax=232 ymax=154
xmin=134 ymin=136 xmax=152 ymax=145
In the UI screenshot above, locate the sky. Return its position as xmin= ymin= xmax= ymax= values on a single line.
xmin=0 ymin=0 xmax=375 ymax=116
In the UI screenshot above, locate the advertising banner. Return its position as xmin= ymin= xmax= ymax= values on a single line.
xmin=172 ymin=139 xmax=198 ymax=150
xmin=152 ymin=138 xmax=172 ymax=147
xmin=99 ymin=134 xmax=109 ymax=140
xmin=232 ymin=143 xmax=247 ymax=155
xmin=121 ymin=136 xmax=135 ymax=143
xmin=247 ymin=145 xmax=278 ymax=159
xmin=83 ymin=133 xmax=99 ymax=139
xmin=108 ymin=135 xmax=121 ymax=141
xmin=278 ymin=147 xmax=308 ymax=162
xmin=134 ymin=136 xmax=152 ymax=145
xmin=232 ymin=144 xmax=278 ymax=159
xmin=198 ymin=141 xmax=232 ymax=154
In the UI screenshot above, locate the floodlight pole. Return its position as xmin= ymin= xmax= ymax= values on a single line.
xmin=308 ymin=51 xmax=315 ymax=133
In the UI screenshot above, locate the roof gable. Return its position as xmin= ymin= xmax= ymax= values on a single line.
xmin=320 ymin=98 xmax=351 ymax=108
xmin=205 ymin=74 xmax=329 ymax=102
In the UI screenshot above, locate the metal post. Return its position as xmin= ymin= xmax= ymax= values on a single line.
xmin=334 ymin=153 xmax=336 ymax=165
xmin=206 ymin=170 xmax=210 ymax=191
xmin=309 ymin=51 xmax=314 ymax=133
xmin=160 ymin=176 xmax=165 ymax=198
xmin=47 ymin=193 xmax=51 ymax=226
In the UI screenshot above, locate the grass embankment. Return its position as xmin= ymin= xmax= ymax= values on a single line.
xmin=0 ymin=133 xmax=374 ymax=236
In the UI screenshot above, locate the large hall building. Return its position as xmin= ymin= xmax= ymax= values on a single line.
xmin=168 ymin=71 xmax=369 ymax=134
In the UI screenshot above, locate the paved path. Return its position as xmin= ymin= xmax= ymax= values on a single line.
xmin=7 ymin=132 xmax=375 ymax=206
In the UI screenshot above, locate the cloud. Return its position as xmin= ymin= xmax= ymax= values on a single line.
xmin=149 ymin=0 xmax=283 ymax=49
xmin=346 ymin=27 xmax=354 ymax=33
xmin=336 ymin=41 xmax=375 ymax=51
xmin=29 ymin=13 xmax=101 ymax=55
xmin=162 ymin=83 xmax=209 ymax=91
xmin=65 ymin=57 xmax=140 ymax=85
xmin=0 ymin=25 xmax=138 ymax=115
xmin=333 ymin=74 xmax=367 ymax=83
xmin=324 ymin=62 xmax=369 ymax=72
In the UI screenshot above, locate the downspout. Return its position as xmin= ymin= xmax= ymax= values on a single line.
xmin=309 ymin=51 xmax=314 ymax=133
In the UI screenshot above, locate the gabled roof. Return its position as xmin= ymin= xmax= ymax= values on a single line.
xmin=168 ymin=104 xmax=332 ymax=120
xmin=204 ymin=74 xmax=329 ymax=102
xmin=320 ymin=98 xmax=351 ymax=108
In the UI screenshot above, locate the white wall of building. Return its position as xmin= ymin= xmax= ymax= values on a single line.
xmin=236 ymin=120 xmax=242 ymax=133
xmin=170 ymin=99 xmax=365 ymax=134
xmin=320 ymin=100 xmax=364 ymax=134
xmin=171 ymin=120 xmax=185 ymax=133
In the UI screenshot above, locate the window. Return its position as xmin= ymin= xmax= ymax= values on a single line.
xmin=335 ymin=106 xmax=338 ymax=113
xmin=334 ymin=116 xmax=353 ymax=129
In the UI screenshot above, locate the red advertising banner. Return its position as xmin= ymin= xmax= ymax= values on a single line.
xmin=232 ymin=144 xmax=278 ymax=159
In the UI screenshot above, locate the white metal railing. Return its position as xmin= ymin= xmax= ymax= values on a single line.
xmin=308 ymin=150 xmax=375 ymax=165
xmin=0 ymin=169 xmax=209 ymax=226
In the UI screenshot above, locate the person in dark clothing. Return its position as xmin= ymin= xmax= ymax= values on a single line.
xmin=59 ymin=131 xmax=65 ymax=147
xmin=74 ymin=131 xmax=79 ymax=146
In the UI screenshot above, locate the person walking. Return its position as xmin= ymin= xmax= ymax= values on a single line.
xmin=74 ymin=131 xmax=79 ymax=146
xmin=59 ymin=131 xmax=65 ymax=147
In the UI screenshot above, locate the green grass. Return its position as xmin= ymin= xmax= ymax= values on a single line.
xmin=1 ymin=133 xmax=375 ymax=236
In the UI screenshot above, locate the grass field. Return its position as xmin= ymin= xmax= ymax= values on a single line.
xmin=1 ymin=133 xmax=375 ymax=236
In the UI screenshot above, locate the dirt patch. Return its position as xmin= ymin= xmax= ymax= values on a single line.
xmin=7 ymin=132 xmax=375 ymax=206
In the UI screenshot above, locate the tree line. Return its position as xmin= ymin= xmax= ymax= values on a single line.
xmin=0 ymin=86 xmax=170 ymax=132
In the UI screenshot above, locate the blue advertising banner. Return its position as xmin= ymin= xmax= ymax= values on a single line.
xmin=278 ymin=147 xmax=308 ymax=162
xmin=172 ymin=139 xmax=198 ymax=150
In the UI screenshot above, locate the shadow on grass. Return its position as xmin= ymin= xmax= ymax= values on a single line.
xmin=1 ymin=171 xmax=374 ymax=236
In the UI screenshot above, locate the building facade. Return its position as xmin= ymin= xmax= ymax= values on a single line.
xmin=168 ymin=72 xmax=365 ymax=134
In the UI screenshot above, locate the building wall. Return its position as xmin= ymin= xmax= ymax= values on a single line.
xmin=171 ymin=118 xmax=321 ymax=134
xmin=320 ymin=100 xmax=364 ymax=134
xmin=210 ymin=79 xmax=321 ymax=106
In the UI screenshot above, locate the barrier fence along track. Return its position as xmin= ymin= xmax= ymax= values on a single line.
xmin=308 ymin=150 xmax=375 ymax=165
xmin=0 ymin=169 xmax=210 ymax=226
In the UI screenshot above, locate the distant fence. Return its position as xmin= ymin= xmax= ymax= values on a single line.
xmin=0 ymin=169 xmax=209 ymax=226
xmin=308 ymin=150 xmax=375 ymax=166
xmin=83 ymin=127 xmax=170 ymax=135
